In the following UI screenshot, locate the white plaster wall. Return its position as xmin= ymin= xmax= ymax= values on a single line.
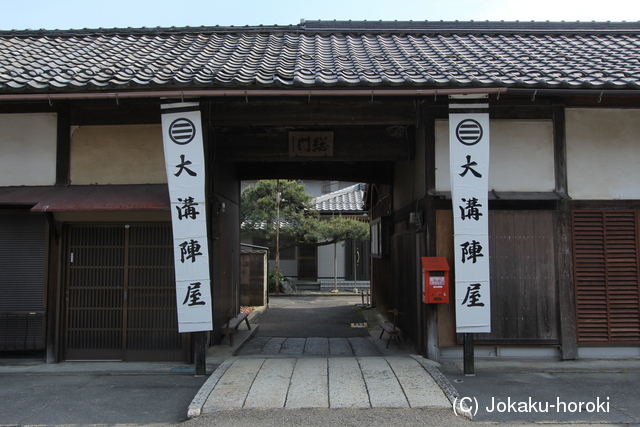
xmin=566 ymin=108 xmax=640 ymax=200
xmin=317 ymin=242 xmax=346 ymax=279
xmin=0 ymin=113 xmax=57 ymax=186
xmin=435 ymin=120 xmax=555 ymax=192
xmin=70 ymin=124 xmax=166 ymax=185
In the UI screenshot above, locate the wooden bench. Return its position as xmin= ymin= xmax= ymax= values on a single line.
xmin=221 ymin=311 xmax=251 ymax=346
xmin=379 ymin=309 xmax=404 ymax=348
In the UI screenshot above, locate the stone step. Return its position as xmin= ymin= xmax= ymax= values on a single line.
xmin=296 ymin=282 xmax=321 ymax=290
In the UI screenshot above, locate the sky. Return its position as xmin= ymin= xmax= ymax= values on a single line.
xmin=0 ymin=0 xmax=639 ymax=31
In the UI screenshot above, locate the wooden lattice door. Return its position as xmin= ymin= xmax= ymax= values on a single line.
xmin=298 ymin=244 xmax=318 ymax=281
xmin=64 ymin=224 xmax=188 ymax=361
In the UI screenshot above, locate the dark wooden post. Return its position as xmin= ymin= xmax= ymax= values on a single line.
xmin=423 ymin=111 xmax=440 ymax=361
xmin=46 ymin=104 xmax=70 ymax=363
xmin=463 ymin=333 xmax=475 ymax=375
xmin=552 ymin=104 xmax=578 ymax=360
xmin=194 ymin=331 xmax=207 ymax=376
xmin=45 ymin=214 xmax=60 ymax=363
xmin=55 ymin=103 xmax=71 ymax=186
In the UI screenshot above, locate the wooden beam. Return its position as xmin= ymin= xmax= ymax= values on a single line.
xmin=0 ymin=102 xmax=58 ymax=114
xmin=236 ymin=161 xmax=393 ymax=183
xmin=570 ymin=200 xmax=640 ymax=210
xmin=215 ymin=126 xmax=414 ymax=162
xmin=420 ymin=100 xmax=554 ymax=120
xmin=70 ymin=99 xmax=162 ymax=125
xmin=206 ymin=99 xmax=417 ymax=125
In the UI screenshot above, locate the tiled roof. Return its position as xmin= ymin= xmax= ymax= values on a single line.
xmin=314 ymin=183 xmax=366 ymax=212
xmin=1 ymin=21 xmax=640 ymax=93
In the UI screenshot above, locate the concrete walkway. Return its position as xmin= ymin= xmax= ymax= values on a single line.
xmin=199 ymin=355 xmax=451 ymax=413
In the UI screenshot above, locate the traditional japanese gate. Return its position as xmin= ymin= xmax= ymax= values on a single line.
xmin=63 ymin=224 xmax=188 ymax=361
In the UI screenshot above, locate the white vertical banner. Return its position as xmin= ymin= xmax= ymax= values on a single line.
xmin=161 ymin=102 xmax=213 ymax=333
xmin=449 ymin=102 xmax=491 ymax=333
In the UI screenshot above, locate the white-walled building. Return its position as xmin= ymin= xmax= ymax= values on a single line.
xmin=241 ymin=181 xmax=370 ymax=291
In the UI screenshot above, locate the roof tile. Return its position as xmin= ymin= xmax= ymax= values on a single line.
xmin=314 ymin=183 xmax=367 ymax=212
xmin=0 ymin=21 xmax=640 ymax=93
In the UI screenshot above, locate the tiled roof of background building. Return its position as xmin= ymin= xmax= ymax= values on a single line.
xmin=1 ymin=21 xmax=639 ymax=93
xmin=314 ymin=183 xmax=366 ymax=212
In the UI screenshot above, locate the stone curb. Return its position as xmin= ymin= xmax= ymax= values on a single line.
xmin=187 ymin=356 xmax=237 ymax=418
xmin=190 ymin=316 xmax=262 ymax=418
xmin=231 ymin=324 xmax=260 ymax=356
xmin=410 ymin=355 xmax=473 ymax=420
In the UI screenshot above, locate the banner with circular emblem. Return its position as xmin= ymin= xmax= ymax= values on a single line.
xmin=161 ymin=102 xmax=213 ymax=333
xmin=449 ymin=102 xmax=491 ymax=334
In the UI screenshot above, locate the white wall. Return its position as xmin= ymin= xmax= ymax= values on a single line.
xmin=567 ymin=108 xmax=640 ymax=200
xmin=0 ymin=113 xmax=57 ymax=186
xmin=435 ymin=120 xmax=555 ymax=193
xmin=70 ymin=124 xmax=166 ymax=185
xmin=317 ymin=242 xmax=346 ymax=279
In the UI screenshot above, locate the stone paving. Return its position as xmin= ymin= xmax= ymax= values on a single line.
xmin=194 ymin=297 xmax=453 ymax=416
xmin=201 ymin=355 xmax=451 ymax=412
xmin=238 ymin=336 xmax=383 ymax=357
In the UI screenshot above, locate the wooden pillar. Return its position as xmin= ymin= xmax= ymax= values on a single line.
xmin=45 ymin=214 xmax=59 ymax=363
xmin=46 ymin=105 xmax=70 ymax=363
xmin=194 ymin=331 xmax=207 ymax=376
xmin=553 ymin=103 xmax=578 ymax=360
xmin=55 ymin=104 xmax=70 ymax=187
xmin=423 ymin=110 xmax=440 ymax=361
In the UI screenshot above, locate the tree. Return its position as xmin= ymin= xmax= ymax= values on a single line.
xmin=241 ymin=179 xmax=370 ymax=247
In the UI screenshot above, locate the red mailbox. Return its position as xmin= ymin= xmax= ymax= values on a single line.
xmin=421 ymin=257 xmax=450 ymax=304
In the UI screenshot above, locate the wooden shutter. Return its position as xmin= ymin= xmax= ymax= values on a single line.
xmin=573 ymin=211 xmax=640 ymax=344
xmin=0 ymin=213 xmax=46 ymax=350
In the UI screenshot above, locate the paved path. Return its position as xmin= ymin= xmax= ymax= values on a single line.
xmin=238 ymin=336 xmax=383 ymax=356
xmin=200 ymin=356 xmax=451 ymax=413
xmin=192 ymin=296 xmax=453 ymax=417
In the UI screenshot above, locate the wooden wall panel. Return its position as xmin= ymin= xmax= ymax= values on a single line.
xmin=436 ymin=210 xmax=457 ymax=347
xmin=210 ymin=193 xmax=241 ymax=345
xmin=437 ymin=209 xmax=559 ymax=345
xmin=479 ymin=210 xmax=558 ymax=343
